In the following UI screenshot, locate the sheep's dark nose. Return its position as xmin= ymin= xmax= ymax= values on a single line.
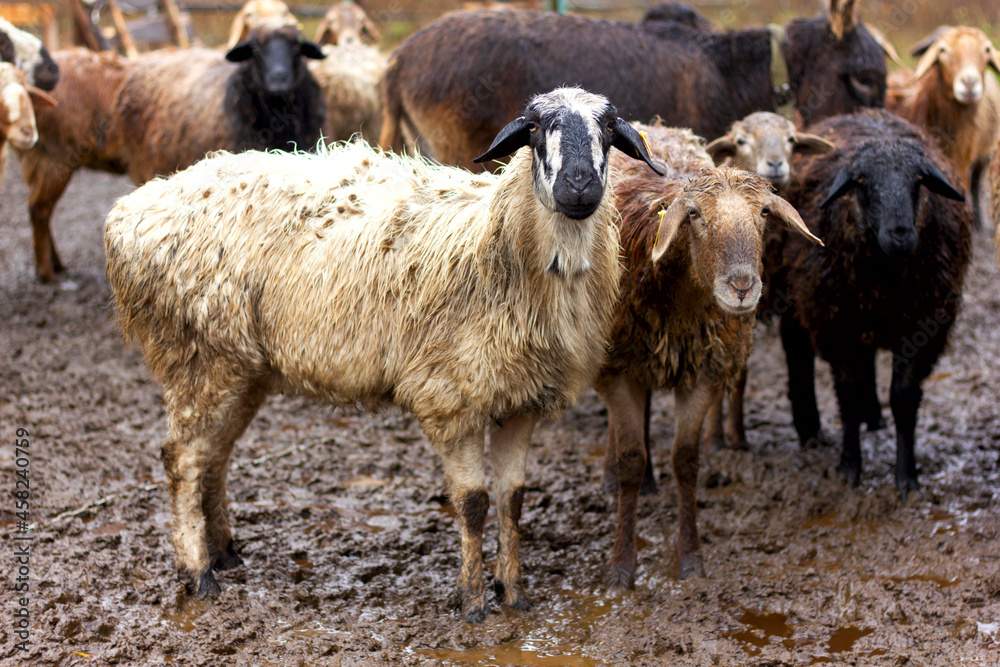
xmin=767 ymin=160 xmax=784 ymax=169
xmin=567 ymin=169 xmax=595 ymax=194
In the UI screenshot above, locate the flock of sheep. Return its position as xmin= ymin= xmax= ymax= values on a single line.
xmin=3 ymin=0 xmax=998 ymax=623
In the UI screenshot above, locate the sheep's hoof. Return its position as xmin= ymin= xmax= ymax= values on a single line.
xmin=837 ymin=462 xmax=862 ymax=488
xmin=194 ymin=571 xmax=222 ymax=599
xmin=640 ymin=474 xmax=658 ymax=496
xmin=865 ymin=415 xmax=887 ymax=432
xmin=210 ymin=541 xmax=244 ymax=571
xmin=801 ymin=429 xmax=836 ymax=449
xmin=678 ymin=552 xmax=705 ymax=580
xmin=895 ymin=474 xmax=921 ymax=502
xmin=604 ymin=564 xmax=636 ymax=592
xmin=460 ymin=601 xmax=489 ymax=624
xmin=493 ymin=580 xmax=533 ymax=611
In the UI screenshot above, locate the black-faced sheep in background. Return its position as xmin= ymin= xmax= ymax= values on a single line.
xmin=0 ymin=18 xmax=59 ymax=91
xmin=378 ymin=0 xmax=891 ymax=170
xmin=104 ymin=88 xmax=661 ymax=623
xmin=778 ymin=109 xmax=971 ymax=497
xmin=597 ymin=123 xmax=821 ymax=587
xmin=20 ymin=19 xmax=326 ymax=284
xmin=888 ymin=26 xmax=1000 ymax=230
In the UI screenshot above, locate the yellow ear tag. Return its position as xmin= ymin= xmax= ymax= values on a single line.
xmin=640 ymin=131 xmax=651 ymax=155
xmin=653 ymin=208 xmax=665 ymax=248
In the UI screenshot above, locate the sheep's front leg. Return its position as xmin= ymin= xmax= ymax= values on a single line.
xmin=23 ymin=155 xmax=73 ymax=283
xmin=673 ymin=382 xmax=716 ymax=580
xmin=830 ymin=348 xmax=876 ymax=487
xmin=890 ymin=353 xmax=932 ymax=500
xmin=489 ymin=414 xmax=536 ymax=611
xmin=436 ymin=428 xmax=490 ymax=623
xmin=596 ymin=374 xmax=649 ymax=591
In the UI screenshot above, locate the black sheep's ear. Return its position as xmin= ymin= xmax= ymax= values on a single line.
xmin=299 ymin=40 xmax=327 ymax=60
xmin=612 ymin=117 xmax=665 ymax=175
xmin=473 ymin=117 xmax=534 ymax=164
xmin=226 ymin=41 xmax=254 ymax=62
xmin=819 ymin=166 xmax=857 ymax=208
xmin=919 ymin=163 xmax=965 ymax=202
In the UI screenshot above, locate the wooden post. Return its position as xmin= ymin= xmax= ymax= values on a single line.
xmin=556 ymin=0 xmax=568 ymax=14
xmin=108 ymin=0 xmax=139 ymax=57
xmin=161 ymin=0 xmax=191 ymax=49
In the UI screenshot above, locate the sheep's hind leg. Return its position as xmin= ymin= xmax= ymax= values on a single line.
xmin=23 ymin=155 xmax=73 ymax=283
xmin=203 ymin=382 xmax=269 ymax=572
xmin=780 ymin=312 xmax=831 ymax=447
xmin=602 ymin=391 xmax=656 ymax=495
xmin=672 ymin=383 xmax=717 ymax=580
xmin=161 ymin=376 xmax=266 ymax=598
xmin=435 ymin=427 xmax=490 ymax=623
xmin=490 ymin=415 xmax=536 ymax=611
xmin=596 ymin=375 xmax=649 ymax=591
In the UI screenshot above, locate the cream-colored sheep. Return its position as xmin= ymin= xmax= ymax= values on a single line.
xmin=0 ymin=62 xmax=53 ymax=185
xmin=309 ymin=42 xmax=385 ymax=143
xmin=105 ymin=88 xmax=660 ymax=623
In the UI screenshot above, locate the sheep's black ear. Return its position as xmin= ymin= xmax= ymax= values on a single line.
xmin=299 ymin=40 xmax=327 ymax=60
xmin=919 ymin=163 xmax=965 ymax=202
xmin=612 ymin=118 xmax=665 ymax=175
xmin=226 ymin=41 xmax=254 ymax=62
xmin=819 ymin=166 xmax=857 ymax=208
xmin=473 ymin=117 xmax=534 ymax=164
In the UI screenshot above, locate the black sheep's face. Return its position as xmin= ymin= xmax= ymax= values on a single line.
xmin=820 ymin=140 xmax=965 ymax=259
xmin=0 ymin=30 xmax=59 ymax=92
xmin=30 ymin=46 xmax=59 ymax=92
xmin=785 ymin=18 xmax=887 ymax=127
xmin=472 ymin=88 xmax=663 ymax=220
xmin=226 ymin=27 xmax=325 ymax=96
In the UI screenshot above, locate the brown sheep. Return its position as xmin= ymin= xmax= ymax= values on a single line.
xmin=887 ymin=26 xmax=1000 ymax=229
xmin=701 ymin=112 xmax=836 ymax=451
xmin=104 ymin=88 xmax=660 ymax=622
xmin=597 ymin=123 xmax=821 ymax=587
xmin=20 ymin=19 xmax=326 ymax=284
xmin=378 ymin=0 xmax=891 ymax=170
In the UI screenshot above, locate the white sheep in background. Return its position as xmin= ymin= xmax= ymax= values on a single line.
xmin=105 ymin=88 xmax=661 ymax=623
xmin=0 ymin=62 xmax=53 ymax=186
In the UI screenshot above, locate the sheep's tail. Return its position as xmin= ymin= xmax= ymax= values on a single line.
xmin=378 ymin=56 xmax=405 ymax=154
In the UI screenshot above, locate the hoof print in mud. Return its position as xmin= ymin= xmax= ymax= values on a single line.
xmin=678 ymin=553 xmax=705 ymax=580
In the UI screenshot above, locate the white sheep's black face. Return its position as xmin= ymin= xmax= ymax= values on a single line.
xmin=526 ymin=89 xmax=618 ymax=220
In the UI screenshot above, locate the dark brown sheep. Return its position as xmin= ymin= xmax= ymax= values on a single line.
xmin=779 ymin=109 xmax=971 ymax=497
xmin=378 ymin=1 xmax=889 ymax=169
xmin=21 ymin=21 xmax=326 ymax=284
xmin=597 ymin=124 xmax=821 ymax=587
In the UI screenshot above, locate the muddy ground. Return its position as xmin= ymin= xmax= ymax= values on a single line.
xmin=1 ymin=159 xmax=999 ymax=667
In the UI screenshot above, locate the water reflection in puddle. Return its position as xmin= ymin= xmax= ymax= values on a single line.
xmin=412 ymin=589 xmax=633 ymax=666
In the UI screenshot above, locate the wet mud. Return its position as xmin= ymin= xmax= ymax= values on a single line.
xmin=1 ymin=164 xmax=999 ymax=665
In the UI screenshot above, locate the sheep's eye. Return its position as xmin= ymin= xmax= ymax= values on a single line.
xmin=687 ymin=208 xmax=698 ymax=217
xmin=787 ymin=136 xmax=796 ymax=143
xmin=527 ymin=121 xmax=538 ymax=132
xmin=736 ymin=138 xmax=746 ymax=146
xmin=761 ymin=206 xmax=771 ymax=216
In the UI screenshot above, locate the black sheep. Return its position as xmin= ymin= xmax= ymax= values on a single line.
xmin=378 ymin=1 xmax=890 ymax=170
xmin=779 ymin=109 xmax=972 ymax=497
